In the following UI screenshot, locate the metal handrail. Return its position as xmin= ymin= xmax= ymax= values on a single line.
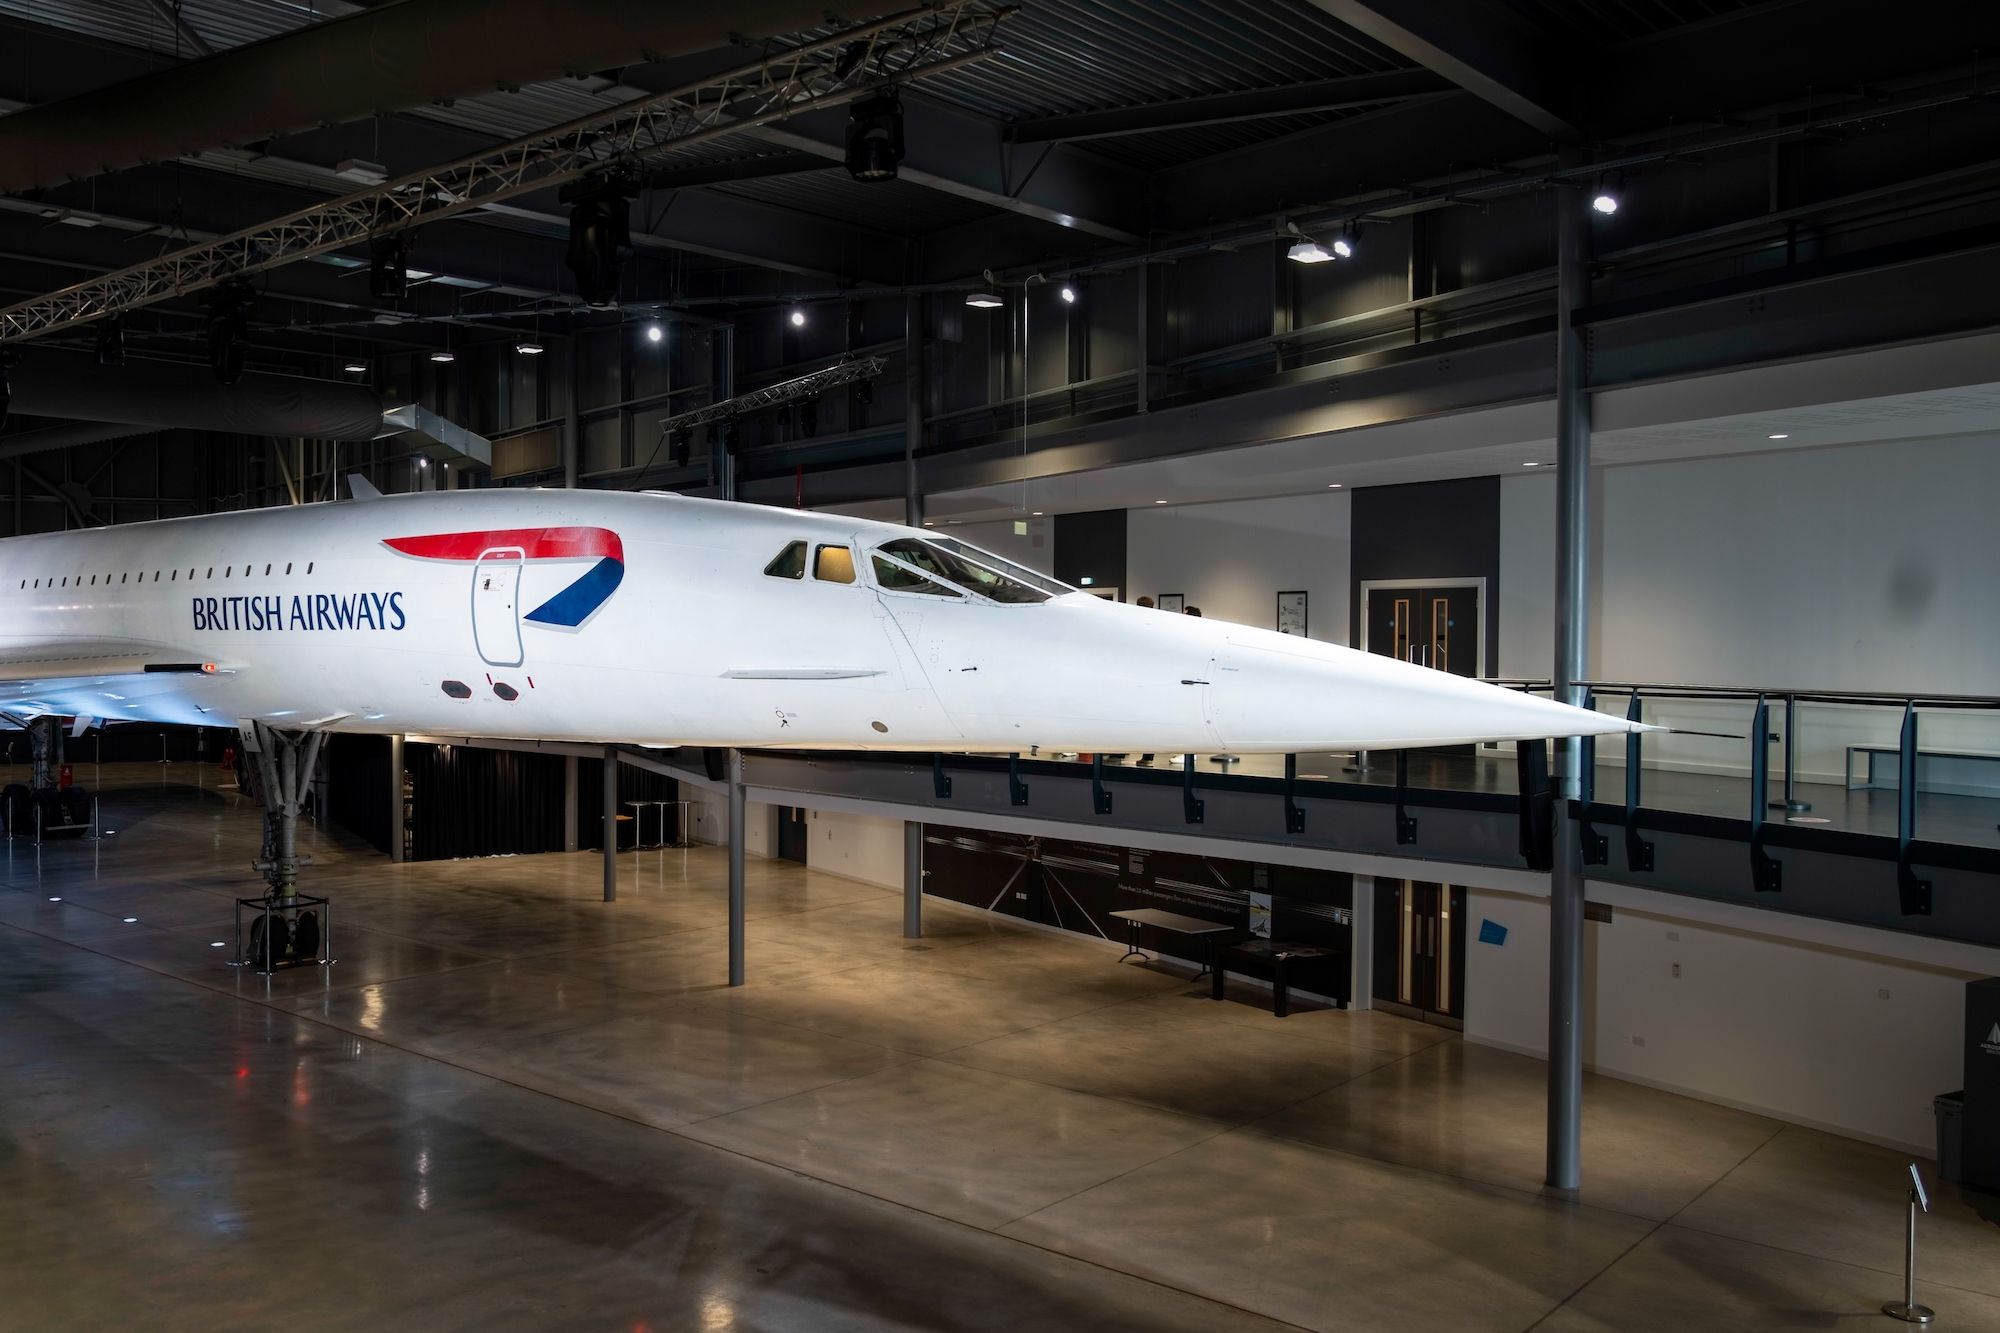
xmin=1485 ymin=678 xmax=2000 ymax=710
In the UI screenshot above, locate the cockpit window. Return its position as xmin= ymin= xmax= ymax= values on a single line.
xmin=814 ymin=545 xmax=857 ymax=584
xmin=764 ymin=541 xmax=807 ymax=579
xmin=924 ymin=537 xmax=1073 ymax=597
xmin=872 ymin=553 xmax=961 ymax=597
xmin=875 ymin=538 xmax=1050 ymax=604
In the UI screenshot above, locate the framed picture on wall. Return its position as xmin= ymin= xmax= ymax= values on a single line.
xmin=1276 ymin=590 xmax=1308 ymax=636
xmin=1156 ymin=593 xmax=1185 ymax=614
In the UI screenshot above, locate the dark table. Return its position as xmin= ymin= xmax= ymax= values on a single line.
xmin=1109 ymin=907 xmax=1239 ymax=978
xmin=1212 ymin=939 xmax=1344 ymax=1017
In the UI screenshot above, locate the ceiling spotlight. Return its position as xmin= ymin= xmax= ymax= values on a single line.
xmin=515 ymin=341 xmax=543 ymax=355
xmin=1591 ymin=169 xmax=1624 ymax=216
xmin=343 ymin=359 xmax=368 ymax=374
xmin=789 ymin=308 xmax=806 ymax=327
xmin=965 ymin=289 xmax=1003 ymax=308
xmin=1327 ymin=483 xmax=1343 ymax=489
xmin=1523 ymin=460 xmax=1540 ymax=467
xmin=122 ymin=917 xmax=137 ymax=924
xmin=417 ymin=456 xmax=431 ymax=470
xmin=645 ymin=321 xmax=663 ymax=343
xmin=369 ymin=232 xmax=409 ymax=300
xmin=1332 ymin=223 xmax=1361 ymax=259
xmin=429 ymin=349 xmax=455 ymax=363
xmin=1059 ymin=284 xmax=1077 ymax=304
xmin=95 ymin=316 xmax=126 ymax=367
xmin=1153 ymin=499 xmax=1168 ymax=504
xmin=1287 ymin=238 xmax=1332 ymax=264
xmin=1768 ymin=432 xmax=1789 ymax=440
xmin=563 ymin=173 xmax=635 ymax=308
xmin=845 ymin=90 xmax=905 ymax=183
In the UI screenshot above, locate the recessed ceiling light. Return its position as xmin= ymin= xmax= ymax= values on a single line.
xmin=1768 ymin=433 xmax=1789 ymax=439
xmin=1327 ymin=483 xmax=1342 ymax=489
xmin=210 ymin=941 xmax=226 ymax=948
xmin=1031 ymin=511 xmax=1043 ymax=516
xmin=429 ymin=349 xmax=454 ymax=363
xmin=47 ymin=896 xmax=60 ymax=902
xmin=1154 ymin=499 xmax=1168 ymax=504
xmin=123 ymin=917 xmax=138 ymax=923
xmin=342 ymin=360 xmax=367 ymax=374
xmin=1523 ymin=461 xmax=1540 ymax=467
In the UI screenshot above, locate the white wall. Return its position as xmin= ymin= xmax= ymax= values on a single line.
xmin=806 ymin=808 xmax=905 ymax=889
xmin=1127 ymin=492 xmax=1352 ymax=642
xmin=685 ymin=791 xmax=776 ymax=856
xmin=1463 ymin=884 xmax=1978 ymax=1154
xmin=1499 ymin=437 xmax=2000 ymax=777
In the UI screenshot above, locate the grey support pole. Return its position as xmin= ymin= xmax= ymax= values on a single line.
xmin=727 ymin=749 xmax=746 ymax=985
xmin=562 ymin=335 xmax=579 ymax=489
xmin=562 ymin=753 xmax=578 ymax=852
xmin=1547 ymin=148 xmax=1593 ymax=1197
xmin=386 ymin=733 xmax=404 ymax=864
xmin=904 ymin=293 xmax=924 ymax=528
xmin=903 ymin=820 xmax=923 ymax=939
xmin=601 ymin=745 xmax=617 ymax=903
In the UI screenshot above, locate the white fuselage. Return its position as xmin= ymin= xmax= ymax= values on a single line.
xmin=0 ymin=489 xmax=1639 ymax=753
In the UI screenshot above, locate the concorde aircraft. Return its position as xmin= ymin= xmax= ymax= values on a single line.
xmin=0 ymin=487 xmax=1645 ymax=754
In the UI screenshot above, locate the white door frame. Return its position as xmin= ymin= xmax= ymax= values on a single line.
xmin=1357 ymin=577 xmax=1487 ymax=678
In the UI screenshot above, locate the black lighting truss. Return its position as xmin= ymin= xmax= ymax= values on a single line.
xmin=661 ymin=356 xmax=887 ymax=435
xmin=0 ymin=3 xmax=1006 ymax=345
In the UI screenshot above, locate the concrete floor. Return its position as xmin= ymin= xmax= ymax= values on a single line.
xmin=4 ymin=767 xmax=1999 ymax=1331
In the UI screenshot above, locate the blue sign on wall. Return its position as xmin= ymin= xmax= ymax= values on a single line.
xmin=1478 ymin=918 xmax=1508 ymax=946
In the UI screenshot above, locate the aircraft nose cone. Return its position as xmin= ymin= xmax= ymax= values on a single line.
xmin=1208 ymin=635 xmax=1630 ymax=752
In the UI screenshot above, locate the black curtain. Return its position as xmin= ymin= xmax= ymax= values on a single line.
xmin=406 ymin=743 xmax=567 ymax=861
xmin=325 ymin=733 xmax=393 ymax=855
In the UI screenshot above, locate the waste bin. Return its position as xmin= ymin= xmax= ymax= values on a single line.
xmin=1936 ymin=1091 xmax=1964 ymax=1184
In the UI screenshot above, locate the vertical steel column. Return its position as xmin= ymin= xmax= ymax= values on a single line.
xmin=904 ymin=293 xmax=925 ymax=528
xmin=601 ymin=745 xmax=617 ymax=902
xmin=1135 ymin=263 xmax=1150 ymax=414
xmin=903 ymin=820 xmax=924 ymax=939
xmin=1547 ymin=148 xmax=1593 ymax=1197
xmin=727 ymin=749 xmax=746 ymax=985
xmin=386 ymin=733 xmax=404 ymax=864
xmin=718 ymin=327 xmax=737 ymax=502
xmin=562 ymin=753 xmax=578 ymax=853
xmin=562 ymin=335 xmax=580 ymax=489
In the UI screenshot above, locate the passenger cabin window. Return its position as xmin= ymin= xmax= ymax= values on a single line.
xmin=872 ymin=553 xmax=959 ymax=597
xmin=814 ymin=545 xmax=856 ymax=584
xmin=764 ymin=541 xmax=807 ymax=579
xmin=873 ymin=538 xmax=1050 ymax=604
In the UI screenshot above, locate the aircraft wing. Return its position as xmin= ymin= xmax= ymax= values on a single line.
xmin=0 ymin=641 xmax=221 ymax=723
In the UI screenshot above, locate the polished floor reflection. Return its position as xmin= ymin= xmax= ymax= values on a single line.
xmin=2 ymin=767 xmax=1997 ymax=1331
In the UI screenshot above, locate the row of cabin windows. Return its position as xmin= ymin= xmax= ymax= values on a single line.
xmin=19 ymin=561 xmax=315 ymax=591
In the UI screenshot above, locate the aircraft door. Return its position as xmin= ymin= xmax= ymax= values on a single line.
xmin=472 ymin=547 xmax=526 ymax=667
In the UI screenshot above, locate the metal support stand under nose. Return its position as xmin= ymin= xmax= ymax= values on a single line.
xmin=1883 ymin=1166 xmax=1935 ymax=1324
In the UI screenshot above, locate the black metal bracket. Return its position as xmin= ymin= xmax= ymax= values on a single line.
xmin=1622 ymin=694 xmax=1654 ymax=872
xmin=1007 ymin=752 xmax=1028 ymax=807
xmin=931 ymin=753 xmax=952 ymax=800
xmin=1516 ymin=738 xmax=1555 ymax=871
xmin=1749 ymin=695 xmax=1782 ymax=892
xmin=1182 ymin=752 xmax=1205 ymax=825
xmin=1576 ymin=719 xmax=1608 ymax=865
xmin=1393 ymin=749 xmax=1417 ymax=845
xmin=1281 ymin=753 xmax=1306 ymax=834
xmin=1896 ymin=704 xmax=1932 ymax=915
xmin=1091 ymin=754 xmax=1113 ymax=815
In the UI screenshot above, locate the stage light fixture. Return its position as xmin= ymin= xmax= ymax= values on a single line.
xmin=845 ymin=90 xmax=905 ymax=182
xmin=343 ymin=359 xmax=368 ymax=374
xmin=789 ymin=308 xmax=806 ymax=327
xmin=563 ymin=174 xmax=635 ymax=308
xmin=515 ymin=341 xmax=543 ymax=355
xmin=646 ymin=321 xmax=664 ymax=343
xmin=95 ymin=316 xmax=125 ymax=367
xmin=1591 ymin=170 xmax=1624 ymax=215
xmin=965 ymin=289 xmax=1003 ymax=307
xmin=1286 ymin=238 xmax=1332 ymax=264
xmin=1060 ymin=284 xmax=1077 ymax=304
xmin=430 ymin=350 xmax=455 ymax=363
xmin=206 ymin=284 xmax=252 ymax=386
xmin=369 ymin=232 xmax=408 ymax=300
xmin=1332 ymin=223 xmax=1361 ymax=259
xmin=670 ymin=427 xmax=693 ymax=468
xmin=800 ymin=396 xmax=819 ymax=438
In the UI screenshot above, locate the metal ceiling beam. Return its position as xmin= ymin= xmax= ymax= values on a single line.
xmin=1005 ymin=70 xmax=1451 ymax=144
xmin=1301 ymin=0 xmax=1579 ymax=141
xmin=0 ymin=0 xmax=843 ymax=192
xmin=140 ymin=0 xmax=213 ymax=58
xmin=0 ymin=5 xmax=1002 ymax=344
xmin=641 ymin=151 xmax=830 ymax=190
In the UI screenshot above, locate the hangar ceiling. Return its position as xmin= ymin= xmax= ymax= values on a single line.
xmin=0 ymin=0 xmax=1996 ymax=529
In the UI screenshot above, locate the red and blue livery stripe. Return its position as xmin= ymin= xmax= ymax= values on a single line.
xmin=383 ymin=527 xmax=624 ymax=627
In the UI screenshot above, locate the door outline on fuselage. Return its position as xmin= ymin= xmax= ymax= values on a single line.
xmin=471 ymin=546 xmax=526 ymax=667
